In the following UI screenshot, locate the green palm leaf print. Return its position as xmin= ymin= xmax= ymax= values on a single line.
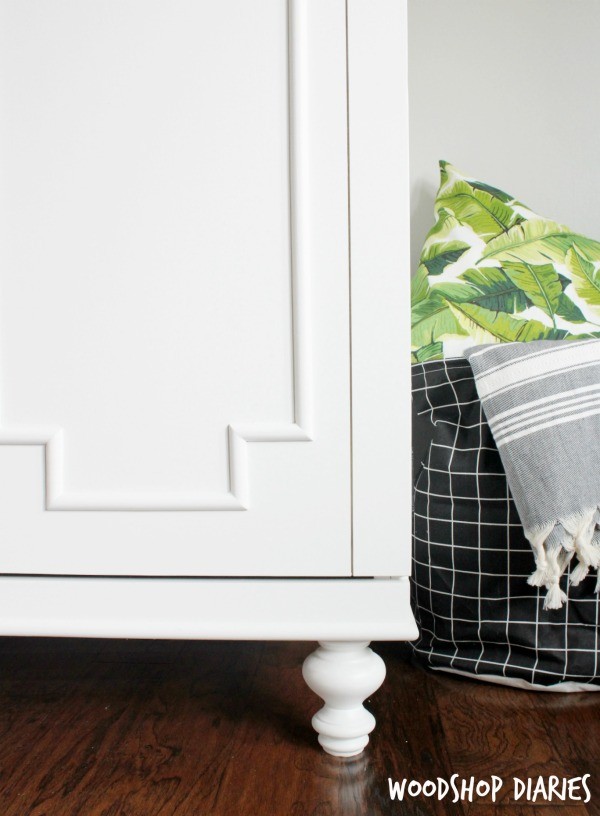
xmin=448 ymin=301 xmax=568 ymax=345
xmin=565 ymin=245 xmax=600 ymax=308
xmin=501 ymin=260 xmax=562 ymax=324
xmin=436 ymin=179 xmax=522 ymax=241
xmin=411 ymin=162 xmax=600 ymax=362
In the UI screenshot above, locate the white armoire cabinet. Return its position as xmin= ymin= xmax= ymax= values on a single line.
xmin=0 ymin=0 xmax=415 ymax=756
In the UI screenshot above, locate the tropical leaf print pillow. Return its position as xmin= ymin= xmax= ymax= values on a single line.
xmin=411 ymin=161 xmax=600 ymax=362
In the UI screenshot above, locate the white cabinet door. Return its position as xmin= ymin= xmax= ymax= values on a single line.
xmin=0 ymin=0 xmax=351 ymax=576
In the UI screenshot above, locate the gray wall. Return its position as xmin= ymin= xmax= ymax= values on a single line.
xmin=409 ymin=0 xmax=600 ymax=274
xmin=408 ymin=0 xmax=600 ymax=469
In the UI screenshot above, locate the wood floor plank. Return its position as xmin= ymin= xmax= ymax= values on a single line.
xmin=369 ymin=642 xmax=468 ymax=816
xmin=430 ymin=669 xmax=591 ymax=813
xmin=0 ymin=638 xmax=597 ymax=815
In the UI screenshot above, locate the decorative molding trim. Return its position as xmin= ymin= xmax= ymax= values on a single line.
xmin=0 ymin=0 xmax=312 ymax=512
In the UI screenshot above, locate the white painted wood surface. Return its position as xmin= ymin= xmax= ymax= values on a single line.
xmin=0 ymin=0 xmax=352 ymax=575
xmin=0 ymin=0 xmax=415 ymax=758
xmin=0 ymin=576 xmax=417 ymax=641
xmin=347 ymin=0 xmax=412 ymax=577
xmin=303 ymin=641 xmax=386 ymax=757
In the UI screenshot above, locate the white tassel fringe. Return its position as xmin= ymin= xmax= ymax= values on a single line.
xmin=526 ymin=507 xmax=600 ymax=611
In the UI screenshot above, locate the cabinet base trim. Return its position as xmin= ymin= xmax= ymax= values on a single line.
xmin=0 ymin=576 xmax=417 ymax=641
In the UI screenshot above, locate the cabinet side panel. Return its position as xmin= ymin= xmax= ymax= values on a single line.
xmin=348 ymin=0 xmax=411 ymax=576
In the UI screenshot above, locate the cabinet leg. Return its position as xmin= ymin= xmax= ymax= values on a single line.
xmin=302 ymin=640 xmax=386 ymax=757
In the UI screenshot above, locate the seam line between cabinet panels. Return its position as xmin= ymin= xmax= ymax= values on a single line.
xmin=344 ymin=0 xmax=355 ymax=576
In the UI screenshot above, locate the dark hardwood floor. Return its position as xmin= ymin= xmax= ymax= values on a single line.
xmin=0 ymin=637 xmax=597 ymax=815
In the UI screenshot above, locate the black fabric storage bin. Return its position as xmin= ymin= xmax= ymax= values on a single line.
xmin=411 ymin=359 xmax=600 ymax=690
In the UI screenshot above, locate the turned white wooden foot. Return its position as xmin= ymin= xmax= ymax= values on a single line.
xmin=302 ymin=640 xmax=386 ymax=757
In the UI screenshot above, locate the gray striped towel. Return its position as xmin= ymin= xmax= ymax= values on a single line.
xmin=465 ymin=338 xmax=600 ymax=610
